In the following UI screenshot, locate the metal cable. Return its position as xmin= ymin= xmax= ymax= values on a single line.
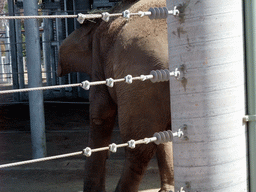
xmin=0 ymin=6 xmax=179 ymax=22
xmin=0 ymin=130 xmax=180 ymax=169
xmin=0 ymin=151 xmax=83 ymax=169
xmin=0 ymin=83 xmax=82 ymax=94
xmin=0 ymin=12 xmax=141 ymax=21
xmin=0 ymin=74 xmax=149 ymax=95
xmin=80 ymin=74 xmax=154 ymax=90
xmin=0 ymin=69 xmax=180 ymax=94
xmin=0 ymin=137 xmax=154 ymax=169
xmin=0 ymin=14 xmax=78 ymax=20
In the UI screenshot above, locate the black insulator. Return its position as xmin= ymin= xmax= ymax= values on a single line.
xmin=150 ymin=69 xmax=170 ymax=83
xmin=148 ymin=7 xmax=169 ymax=20
xmin=154 ymin=130 xmax=173 ymax=145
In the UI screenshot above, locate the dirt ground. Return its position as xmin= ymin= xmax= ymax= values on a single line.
xmin=0 ymin=86 xmax=174 ymax=192
xmin=0 ymin=158 xmax=165 ymax=192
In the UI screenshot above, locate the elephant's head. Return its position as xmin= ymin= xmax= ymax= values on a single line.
xmin=57 ymin=20 xmax=100 ymax=77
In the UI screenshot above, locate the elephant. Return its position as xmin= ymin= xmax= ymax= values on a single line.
xmin=57 ymin=0 xmax=173 ymax=191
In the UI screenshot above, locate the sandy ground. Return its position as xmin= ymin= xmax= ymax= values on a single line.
xmin=0 ymin=159 xmax=168 ymax=192
xmin=0 ymin=131 xmax=174 ymax=192
xmin=0 ymin=86 xmax=174 ymax=192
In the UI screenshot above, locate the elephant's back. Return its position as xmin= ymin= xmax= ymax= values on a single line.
xmin=106 ymin=0 xmax=169 ymax=77
xmin=95 ymin=0 xmax=170 ymax=113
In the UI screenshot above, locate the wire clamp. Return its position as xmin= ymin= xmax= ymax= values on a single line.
xmin=128 ymin=139 xmax=136 ymax=149
xmin=83 ymin=147 xmax=92 ymax=157
xmin=173 ymin=129 xmax=184 ymax=138
xmin=109 ymin=143 xmax=117 ymax=153
xmin=77 ymin=13 xmax=86 ymax=24
xmin=122 ymin=10 xmax=131 ymax=20
xmin=173 ymin=68 xmax=181 ymax=79
xmin=138 ymin=11 xmax=146 ymax=17
xmin=125 ymin=75 xmax=133 ymax=84
xmin=243 ymin=115 xmax=256 ymax=122
xmin=81 ymin=80 xmax=90 ymax=90
xmin=143 ymin=137 xmax=155 ymax=144
xmin=168 ymin=6 xmax=180 ymax=16
xmin=106 ymin=78 xmax=114 ymax=87
xmin=102 ymin=12 xmax=110 ymax=22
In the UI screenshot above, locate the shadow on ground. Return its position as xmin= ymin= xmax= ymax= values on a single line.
xmin=0 ymin=90 xmax=174 ymax=191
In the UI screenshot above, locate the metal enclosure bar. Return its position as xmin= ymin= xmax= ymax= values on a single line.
xmin=15 ymin=6 xmax=25 ymax=100
xmin=23 ymin=0 xmax=47 ymax=159
xmin=7 ymin=0 xmax=19 ymax=101
xmin=167 ymin=0 xmax=248 ymax=191
xmin=244 ymin=0 xmax=256 ymax=191
xmin=43 ymin=11 xmax=53 ymax=97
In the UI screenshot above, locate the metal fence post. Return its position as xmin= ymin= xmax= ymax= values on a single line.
xmin=23 ymin=0 xmax=47 ymax=159
xmin=7 ymin=0 xmax=19 ymax=101
xmin=15 ymin=6 xmax=25 ymax=100
xmin=244 ymin=0 xmax=256 ymax=191
xmin=42 ymin=14 xmax=53 ymax=97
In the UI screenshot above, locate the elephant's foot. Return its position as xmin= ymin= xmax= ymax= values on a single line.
xmin=158 ymin=181 xmax=174 ymax=192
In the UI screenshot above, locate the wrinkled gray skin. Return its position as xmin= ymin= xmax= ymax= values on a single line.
xmin=58 ymin=0 xmax=173 ymax=191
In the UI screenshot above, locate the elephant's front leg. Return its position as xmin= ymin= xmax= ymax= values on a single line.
xmin=156 ymin=143 xmax=174 ymax=192
xmin=83 ymin=86 xmax=117 ymax=192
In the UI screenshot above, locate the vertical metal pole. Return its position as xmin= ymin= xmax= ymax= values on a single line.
xmin=55 ymin=17 xmax=66 ymax=96
xmin=7 ymin=0 xmax=19 ymax=101
xmin=244 ymin=0 xmax=256 ymax=191
xmin=72 ymin=0 xmax=77 ymax=29
xmin=167 ymin=0 xmax=248 ymax=191
xmin=63 ymin=0 xmax=69 ymax=38
xmin=63 ymin=0 xmax=71 ymax=94
xmin=49 ymin=19 xmax=56 ymax=86
xmin=23 ymin=0 xmax=46 ymax=159
xmin=71 ymin=0 xmax=79 ymax=98
xmin=42 ymin=12 xmax=53 ymax=96
xmin=5 ymin=23 xmax=10 ymax=83
xmin=15 ymin=6 xmax=25 ymax=100
xmin=0 ymin=48 xmax=2 ymax=83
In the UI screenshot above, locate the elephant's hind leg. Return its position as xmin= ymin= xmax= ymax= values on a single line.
xmin=115 ymin=143 xmax=157 ymax=192
xmin=156 ymin=143 xmax=174 ymax=192
xmin=83 ymin=85 xmax=117 ymax=192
